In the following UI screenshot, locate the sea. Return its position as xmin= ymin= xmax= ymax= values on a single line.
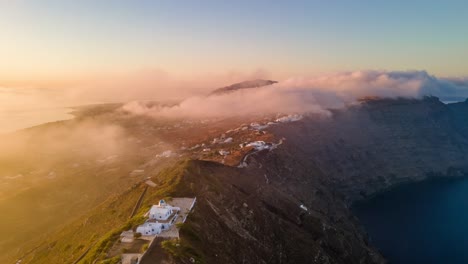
xmin=353 ymin=177 xmax=468 ymax=264
xmin=0 ymin=107 xmax=73 ymax=134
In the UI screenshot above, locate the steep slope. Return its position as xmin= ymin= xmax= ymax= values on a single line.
xmin=165 ymin=97 xmax=468 ymax=263
xmin=270 ymin=97 xmax=468 ymax=202
xmin=174 ymin=159 xmax=384 ymax=264
xmin=447 ymin=99 xmax=468 ymax=137
xmin=18 ymin=156 xmax=383 ymax=264
xmin=15 ymin=160 xmax=191 ymax=264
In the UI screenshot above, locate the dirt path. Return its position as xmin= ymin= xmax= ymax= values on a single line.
xmin=130 ymin=185 xmax=148 ymax=218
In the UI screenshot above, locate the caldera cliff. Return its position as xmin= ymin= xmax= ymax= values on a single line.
xmin=140 ymin=97 xmax=468 ymax=264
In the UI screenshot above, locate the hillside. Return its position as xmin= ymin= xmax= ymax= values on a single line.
xmin=172 ymin=160 xmax=384 ymax=264
xmin=16 ymin=157 xmax=383 ymax=264
xmin=158 ymin=97 xmax=468 ymax=263
xmin=273 ymin=97 xmax=468 ymax=202
xmin=5 ymin=96 xmax=468 ymax=263
xmin=12 ymin=160 xmax=193 ymax=264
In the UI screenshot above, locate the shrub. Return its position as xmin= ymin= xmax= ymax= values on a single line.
xmin=141 ymin=243 xmax=149 ymax=252
xmin=98 ymin=256 xmax=121 ymax=264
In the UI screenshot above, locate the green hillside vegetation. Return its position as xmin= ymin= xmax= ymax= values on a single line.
xmin=15 ymin=160 xmax=196 ymax=264
xmin=0 ymin=160 xmax=145 ymax=263
xmin=0 ymin=112 xmax=183 ymax=263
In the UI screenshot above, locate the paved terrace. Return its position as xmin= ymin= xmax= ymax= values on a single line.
xmin=154 ymin=197 xmax=196 ymax=238
xmin=121 ymin=253 xmax=142 ymax=264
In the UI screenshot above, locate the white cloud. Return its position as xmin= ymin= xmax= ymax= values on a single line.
xmin=122 ymin=70 xmax=468 ymax=118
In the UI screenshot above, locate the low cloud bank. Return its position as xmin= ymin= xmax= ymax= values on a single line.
xmin=122 ymin=70 xmax=468 ymax=118
xmin=0 ymin=119 xmax=132 ymax=177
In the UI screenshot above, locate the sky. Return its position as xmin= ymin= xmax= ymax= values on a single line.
xmin=1 ymin=0 xmax=467 ymax=88
xmin=0 ymin=1 xmax=468 ymax=133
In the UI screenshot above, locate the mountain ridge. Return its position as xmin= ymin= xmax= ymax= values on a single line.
xmin=209 ymin=79 xmax=278 ymax=95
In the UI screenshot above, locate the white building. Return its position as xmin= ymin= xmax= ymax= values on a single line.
xmin=136 ymin=222 xmax=163 ymax=235
xmin=149 ymin=199 xmax=180 ymax=220
xmin=136 ymin=199 xmax=180 ymax=236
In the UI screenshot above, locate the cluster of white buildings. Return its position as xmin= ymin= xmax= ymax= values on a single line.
xmin=136 ymin=199 xmax=180 ymax=236
xmin=249 ymin=114 xmax=304 ymax=131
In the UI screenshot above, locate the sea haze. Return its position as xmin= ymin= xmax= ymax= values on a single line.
xmin=0 ymin=107 xmax=73 ymax=134
xmin=0 ymin=86 xmax=85 ymax=134
xmin=353 ymin=177 xmax=468 ymax=264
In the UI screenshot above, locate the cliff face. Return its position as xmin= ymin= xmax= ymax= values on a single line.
xmin=175 ymin=160 xmax=384 ymax=264
xmin=171 ymin=98 xmax=468 ymax=264
xmin=271 ymin=97 xmax=468 ymax=202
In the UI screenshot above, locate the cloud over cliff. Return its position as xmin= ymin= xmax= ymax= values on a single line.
xmin=122 ymin=70 xmax=468 ymax=118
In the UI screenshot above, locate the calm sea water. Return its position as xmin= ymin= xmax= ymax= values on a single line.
xmin=353 ymin=177 xmax=468 ymax=264
xmin=0 ymin=107 xmax=73 ymax=134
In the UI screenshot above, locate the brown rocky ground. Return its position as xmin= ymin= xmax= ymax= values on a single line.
xmin=139 ymin=97 xmax=468 ymax=264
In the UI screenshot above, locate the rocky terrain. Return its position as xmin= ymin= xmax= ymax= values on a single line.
xmin=276 ymin=96 xmax=468 ymax=202
xmin=159 ymin=96 xmax=468 ymax=264
xmin=4 ymin=84 xmax=468 ymax=263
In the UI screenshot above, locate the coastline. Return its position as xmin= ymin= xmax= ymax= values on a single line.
xmin=0 ymin=106 xmax=75 ymax=135
xmin=350 ymin=169 xmax=468 ymax=207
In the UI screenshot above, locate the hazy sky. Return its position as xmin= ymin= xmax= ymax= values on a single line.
xmin=1 ymin=0 xmax=467 ymax=86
